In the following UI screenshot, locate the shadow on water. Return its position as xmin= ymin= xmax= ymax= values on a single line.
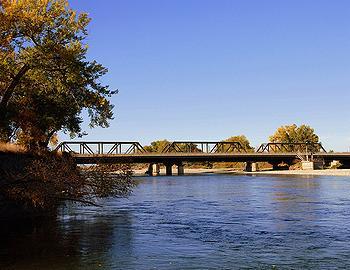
xmin=0 ymin=205 xmax=134 ymax=270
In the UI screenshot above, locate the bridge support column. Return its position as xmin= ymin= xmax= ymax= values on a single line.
xmin=152 ymin=164 xmax=160 ymax=176
xmin=245 ymin=162 xmax=257 ymax=172
xmin=147 ymin=164 xmax=160 ymax=176
xmin=301 ymin=161 xmax=314 ymax=170
xmin=165 ymin=164 xmax=173 ymax=176
xmin=146 ymin=164 xmax=153 ymax=175
xmin=177 ymin=163 xmax=184 ymax=175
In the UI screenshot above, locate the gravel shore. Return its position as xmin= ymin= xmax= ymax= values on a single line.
xmin=244 ymin=169 xmax=350 ymax=176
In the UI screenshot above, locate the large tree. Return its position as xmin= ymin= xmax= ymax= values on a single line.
xmin=269 ymin=124 xmax=321 ymax=153
xmin=269 ymin=124 xmax=319 ymax=144
xmin=0 ymin=0 xmax=116 ymax=149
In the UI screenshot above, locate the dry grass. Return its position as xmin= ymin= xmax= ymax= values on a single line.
xmin=0 ymin=142 xmax=26 ymax=153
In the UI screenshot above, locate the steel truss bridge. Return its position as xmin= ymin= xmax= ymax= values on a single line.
xmin=56 ymin=141 xmax=327 ymax=155
xmin=256 ymin=142 xmax=327 ymax=153
xmin=57 ymin=141 xmax=147 ymax=155
xmin=55 ymin=141 xmax=350 ymax=171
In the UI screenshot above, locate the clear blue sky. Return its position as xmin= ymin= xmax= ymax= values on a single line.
xmin=63 ymin=0 xmax=350 ymax=151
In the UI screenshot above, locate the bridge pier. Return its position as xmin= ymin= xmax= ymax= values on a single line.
xmin=165 ymin=163 xmax=173 ymax=176
xmin=245 ymin=162 xmax=257 ymax=172
xmin=301 ymin=161 xmax=314 ymax=170
xmin=177 ymin=163 xmax=184 ymax=175
xmin=146 ymin=164 xmax=153 ymax=175
xmin=152 ymin=164 xmax=160 ymax=176
xmin=147 ymin=163 xmax=160 ymax=176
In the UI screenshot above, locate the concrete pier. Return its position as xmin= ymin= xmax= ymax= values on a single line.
xmin=146 ymin=164 xmax=153 ymax=175
xmin=302 ymin=161 xmax=314 ymax=170
xmin=152 ymin=164 xmax=160 ymax=176
xmin=165 ymin=164 xmax=173 ymax=176
xmin=302 ymin=160 xmax=324 ymax=170
xmin=177 ymin=163 xmax=184 ymax=175
xmin=245 ymin=162 xmax=257 ymax=172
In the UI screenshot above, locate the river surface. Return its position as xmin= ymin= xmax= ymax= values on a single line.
xmin=1 ymin=174 xmax=350 ymax=269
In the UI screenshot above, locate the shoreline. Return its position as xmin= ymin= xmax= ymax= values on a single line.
xmin=132 ymin=168 xmax=350 ymax=177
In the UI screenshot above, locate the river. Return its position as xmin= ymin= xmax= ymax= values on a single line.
xmin=1 ymin=174 xmax=350 ymax=269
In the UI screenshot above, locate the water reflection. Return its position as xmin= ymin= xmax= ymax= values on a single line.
xmin=0 ymin=207 xmax=134 ymax=270
xmin=1 ymin=174 xmax=350 ymax=269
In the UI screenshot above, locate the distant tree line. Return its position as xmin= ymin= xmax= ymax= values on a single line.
xmin=142 ymin=124 xmax=321 ymax=169
xmin=144 ymin=124 xmax=320 ymax=153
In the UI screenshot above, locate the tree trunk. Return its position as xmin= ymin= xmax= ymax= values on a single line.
xmin=0 ymin=64 xmax=30 ymax=141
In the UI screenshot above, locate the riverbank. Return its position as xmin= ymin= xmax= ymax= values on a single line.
xmin=244 ymin=169 xmax=350 ymax=176
xmin=132 ymin=168 xmax=350 ymax=177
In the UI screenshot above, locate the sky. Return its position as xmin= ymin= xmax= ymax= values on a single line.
xmin=62 ymin=0 xmax=350 ymax=151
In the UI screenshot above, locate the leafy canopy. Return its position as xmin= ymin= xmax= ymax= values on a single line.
xmin=0 ymin=0 xmax=116 ymax=149
xmin=224 ymin=135 xmax=254 ymax=152
xmin=144 ymin=140 xmax=171 ymax=153
xmin=269 ymin=124 xmax=319 ymax=144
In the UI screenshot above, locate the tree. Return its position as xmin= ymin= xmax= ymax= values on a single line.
xmin=0 ymin=1 xmax=132 ymax=212
xmin=0 ymin=0 xmax=116 ymax=149
xmin=269 ymin=124 xmax=321 ymax=152
xmin=224 ymin=135 xmax=254 ymax=152
xmin=145 ymin=140 xmax=204 ymax=153
xmin=1 ymin=152 xmax=134 ymax=209
xmin=269 ymin=124 xmax=319 ymax=144
xmin=144 ymin=140 xmax=171 ymax=153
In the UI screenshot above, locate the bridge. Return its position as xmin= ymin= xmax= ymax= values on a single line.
xmin=55 ymin=141 xmax=350 ymax=175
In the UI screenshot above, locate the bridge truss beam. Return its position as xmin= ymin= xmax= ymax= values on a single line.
xmin=55 ymin=141 xmax=146 ymax=155
xmin=256 ymin=142 xmax=327 ymax=154
xmin=161 ymin=141 xmax=247 ymax=153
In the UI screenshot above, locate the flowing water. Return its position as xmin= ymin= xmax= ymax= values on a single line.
xmin=1 ymin=174 xmax=350 ymax=269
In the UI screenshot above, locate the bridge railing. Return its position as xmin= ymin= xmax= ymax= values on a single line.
xmin=161 ymin=141 xmax=247 ymax=153
xmin=256 ymin=142 xmax=327 ymax=153
xmin=55 ymin=141 xmax=146 ymax=155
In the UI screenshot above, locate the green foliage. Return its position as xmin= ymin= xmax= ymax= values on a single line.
xmin=0 ymin=0 xmax=116 ymax=149
xmin=0 ymin=1 xmax=133 ymax=211
xmin=329 ymin=160 xmax=342 ymax=169
xmin=144 ymin=140 xmax=170 ymax=152
xmin=269 ymin=124 xmax=321 ymax=152
xmin=212 ymin=135 xmax=254 ymax=168
xmin=145 ymin=140 xmax=202 ymax=153
xmin=224 ymin=135 xmax=254 ymax=152
xmin=269 ymin=124 xmax=319 ymax=144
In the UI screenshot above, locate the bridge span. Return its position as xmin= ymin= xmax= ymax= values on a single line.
xmin=55 ymin=141 xmax=350 ymax=175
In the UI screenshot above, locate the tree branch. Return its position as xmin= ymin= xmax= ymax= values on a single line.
xmin=0 ymin=64 xmax=30 ymax=108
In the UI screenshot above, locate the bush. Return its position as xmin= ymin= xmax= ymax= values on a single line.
xmin=0 ymin=151 xmax=134 ymax=210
